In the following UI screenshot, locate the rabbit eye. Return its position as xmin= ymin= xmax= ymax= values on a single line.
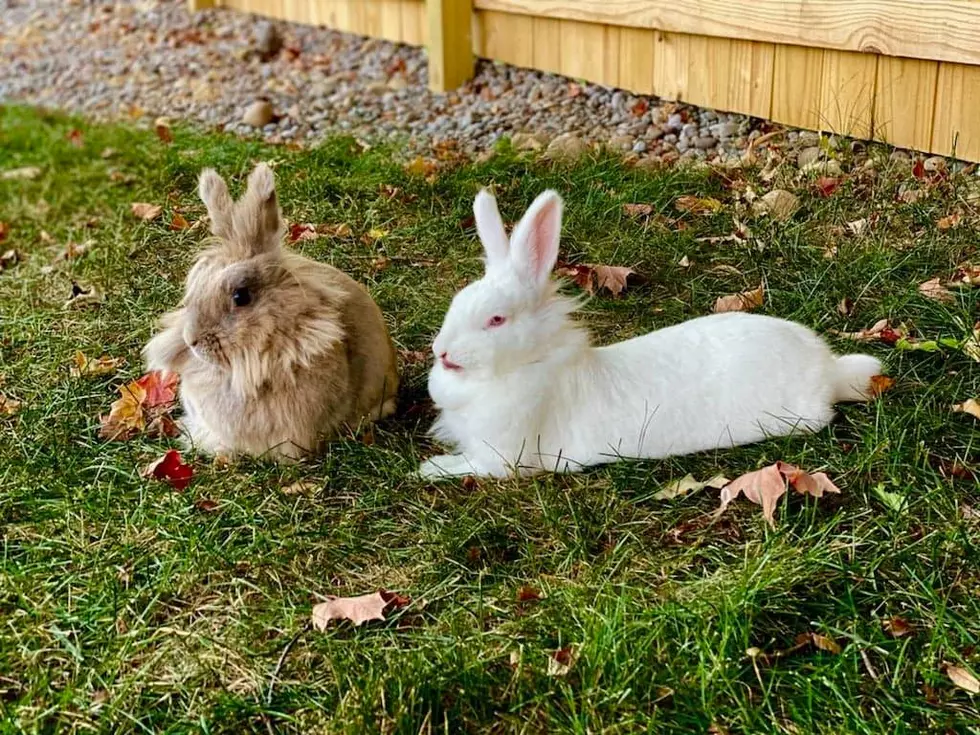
xmin=232 ymin=287 xmax=252 ymax=307
xmin=486 ymin=315 xmax=506 ymax=328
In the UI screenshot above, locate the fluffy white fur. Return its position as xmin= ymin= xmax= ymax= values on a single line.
xmin=420 ymin=189 xmax=882 ymax=478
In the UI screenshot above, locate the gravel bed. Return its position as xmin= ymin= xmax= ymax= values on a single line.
xmin=2 ymin=0 xmax=806 ymax=163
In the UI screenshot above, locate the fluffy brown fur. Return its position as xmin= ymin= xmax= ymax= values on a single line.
xmin=143 ymin=163 xmax=399 ymax=460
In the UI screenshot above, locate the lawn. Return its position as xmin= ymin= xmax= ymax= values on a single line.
xmin=1 ymin=104 xmax=979 ymax=734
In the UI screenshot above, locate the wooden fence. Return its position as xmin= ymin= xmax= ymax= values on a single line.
xmin=191 ymin=0 xmax=980 ymax=161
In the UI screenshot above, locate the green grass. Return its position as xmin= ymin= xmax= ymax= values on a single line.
xmin=1 ymin=104 xmax=979 ymax=734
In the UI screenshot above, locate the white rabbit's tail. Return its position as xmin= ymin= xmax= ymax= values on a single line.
xmin=833 ymin=354 xmax=883 ymax=402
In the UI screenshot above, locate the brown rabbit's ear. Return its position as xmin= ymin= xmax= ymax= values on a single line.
xmin=198 ymin=169 xmax=233 ymax=239
xmin=232 ymin=162 xmax=282 ymax=257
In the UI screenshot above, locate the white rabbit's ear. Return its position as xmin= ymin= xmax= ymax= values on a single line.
xmin=509 ymin=190 xmax=563 ymax=287
xmin=473 ymin=189 xmax=508 ymax=268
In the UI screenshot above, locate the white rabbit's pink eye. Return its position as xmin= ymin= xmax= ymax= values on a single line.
xmin=487 ymin=315 xmax=506 ymax=328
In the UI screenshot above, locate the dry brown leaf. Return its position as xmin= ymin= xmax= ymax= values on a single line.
xmin=312 ymin=590 xmax=408 ymax=629
xmin=950 ymin=263 xmax=980 ymax=287
xmin=591 ymin=265 xmax=635 ymax=297
xmin=131 ymin=202 xmax=162 ymax=221
xmin=675 ymin=195 xmax=723 ymax=215
xmin=837 ymin=297 xmax=854 ymax=316
xmin=882 ymin=617 xmax=913 ymax=638
xmin=282 ymin=481 xmax=318 ymax=496
xmin=66 ymin=129 xmax=85 ymax=148
xmin=99 ymin=381 xmax=147 ymax=440
xmin=946 ymin=664 xmax=980 ymax=694
xmin=776 ymin=462 xmax=842 ymax=498
xmin=0 ymin=221 xmax=8 ymax=242
xmin=714 ymin=464 xmax=786 ymax=526
xmin=154 ymin=117 xmax=173 ymax=144
xmin=99 ymin=371 xmax=178 ymax=440
xmin=145 ymin=414 xmax=180 ymax=438
xmin=63 ymin=282 xmax=104 ymax=309
xmin=937 ymin=211 xmax=962 ymax=230
xmin=918 ymin=278 xmax=954 ymax=304
xmin=321 ymin=222 xmax=353 ymax=238
xmin=547 ymin=646 xmax=578 ymax=677
xmin=0 ymin=393 xmax=22 ymax=416
xmin=831 ymin=318 xmax=904 ymax=345
xmin=61 ymin=240 xmax=95 ymax=260
xmin=811 ymin=633 xmax=842 ymax=655
xmin=169 ymin=213 xmax=190 ymax=231
xmin=1 ymin=166 xmax=42 ymax=180
xmin=952 ymin=399 xmax=980 ymax=419
xmin=868 ymin=375 xmax=896 ymax=397
xmin=623 ymin=203 xmax=653 ymax=217
xmin=405 ymin=156 xmax=439 ymax=181
xmin=752 ymin=189 xmax=799 ymax=222
xmin=70 ymin=351 xmax=126 ymax=378
xmin=678 ymin=255 xmax=692 ymax=268
xmin=653 ymin=473 xmax=730 ymax=501
xmin=1 ymin=249 xmax=22 ymax=271
xmin=713 ymin=285 xmax=764 ymax=313
xmin=517 ymin=585 xmax=542 ymax=602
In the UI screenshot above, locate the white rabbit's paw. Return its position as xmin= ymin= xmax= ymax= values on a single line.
xmin=419 ymin=454 xmax=480 ymax=479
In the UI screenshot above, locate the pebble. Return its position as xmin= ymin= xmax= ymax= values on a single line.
xmin=806 ymin=159 xmax=842 ymax=176
xmin=796 ymin=146 xmax=823 ymax=168
xmin=694 ymin=136 xmax=716 ymax=150
xmin=631 ymin=139 xmax=647 ymax=154
xmin=545 ymin=132 xmax=590 ymax=161
xmin=607 ymin=134 xmax=635 ymax=152
xmin=243 ymin=100 xmax=275 ymax=127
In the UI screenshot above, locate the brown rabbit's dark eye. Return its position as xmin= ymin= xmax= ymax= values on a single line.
xmin=232 ymin=287 xmax=252 ymax=307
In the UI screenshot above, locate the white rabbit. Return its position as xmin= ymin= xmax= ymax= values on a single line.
xmin=419 ymin=188 xmax=882 ymax=478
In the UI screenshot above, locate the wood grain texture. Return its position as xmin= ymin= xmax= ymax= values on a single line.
xmin=685 ymin=35 xmax=732 ymax=110
xmin=932 ymin=62 xmax=980 ymax=161
xmin=556 ymin=20 xmax=620 ymax=86
xmin=820 ymin=50 xmax=878 ymax=138
xmin=728 ymin=40 xmax=774 ymax=119
xmin=428 ymin=0 xmax=474 ymax=91
xmin=532 ymin=16 xmax=562 ymax=75
xmin=652 ymin=31 xmax=688 ymax=102
xmin=380 ymin=0 xmax=404 ymax=43
xmin=188 ymin=0 xmax=216 ymax=10
xmin=478 ymin=10 xmax=534 ymax=66
xmin=617 ymin=27 xmax=655 ymax=95
xmin=771 ymin=44 xmax=824 ymax=130
xmin=873 ymin=57 xmax=938 ymax=151
xmin=474 ymin=0 xmax=980 ymax=67
xmin=401 ymin=0 xmax=427 ymax=45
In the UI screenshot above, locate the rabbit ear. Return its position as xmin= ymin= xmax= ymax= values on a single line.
xmin=232 ymin=162 xmax=282 ymax=257
xmin=508 ymin=190 xmax=563 ymax=287
xmin=198 ymin=169 xmax=233 ymax=239
xmin=473 ymin=189 xmax=508 ymax=269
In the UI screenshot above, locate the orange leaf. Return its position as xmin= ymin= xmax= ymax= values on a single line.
xmin=882 ymin=617 xmax=913 ymax=638
xmin=154 ymin=117 xmax=173 ymax=144
xmin=169 ymin=213 xmax=190 ymax=231
xmin=675 ymin=195 xmax=723 ymax=215
xmin=66 ymin=129 xmax=85 ymax=148
xmin=99 ymin=381 xmax=147 ymax=440
xmin=136 ymin=371 xmax=179 ymax=408
xmin=869 ymin=375 xmax=896 ymax=397
xmin=131 ymin=202 xmax=162 ymax=221
xmin=713 ymin=285 xmax=765 ymax=313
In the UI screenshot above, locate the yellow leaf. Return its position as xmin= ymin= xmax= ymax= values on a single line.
xmin=946 ymin=664 xmax=980 ymax=694
xmin=70 ymin=352 xmax=127 ymax=378
xmin=953 ymin=399 xmax=980 ymax=419
xmin=131 ymin=202 xmax=162 ymax=221
xmin=713 ymin=285 xmax=765 ymax=313
xmin=675 ymin=195 xmax=723 ymax=215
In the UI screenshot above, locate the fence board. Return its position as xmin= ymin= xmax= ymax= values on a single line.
xmin=532 ymin=16 xmax=562 ymax=75
xmin=728 ymin=40 xmax=774 ymax=119
xmin=686 ymin=35 xmax=732 ymax=110
xmin=652 ymin=31 xmax=688 ymax=102
xmin=401 ymin=1 xmax=426 ymax=45
xmin=771 ymin=44 xmax=824 ymax=130
xmin=617 ymin=27 xmax=655 ymax=95
xmin=474 ymin=0 xmax=980 ymax=67
xmin=874 ymin=57 xmax=937 ymax=151
xmin=820 ymin=50 xmax=877 ymax=138
xmin=933 ymin=63 xmax=980 ymax=161
xmin=479 ymin=9 xmax=534 ymax=66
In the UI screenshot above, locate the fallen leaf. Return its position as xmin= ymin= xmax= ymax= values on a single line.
xmin=846 ymin=218 xmax=870 ymax=236
xmin=811 ymin=633 xmax=842 ymax=654
xmin=912 ymin=159 xmax=926 ymax=180
xmin=838 ymin=297 xmax=854 ymax=316
xmin=66 ymin=129 xmax=85 ymax=148
xmin=288 ymin=222 xmax=317 ymax=242
xmin=70 ymin=352 xmax=126 ymax=378
xmin=2 ymin=166 xmax=42 ymax=180
xmin=131 ymin=202 xmax=162 ymax=221
xmin=99 ymin=381 xmax=147 ymax=440
xmin=145 ymin=414 xmax=180 ymax=438
xmin=752 ymin=189 xmax=799 ymax=222
xmin=517 ymin=585 xmax=541 ymax=602
xmin=815 ymin=177 xmax=840 ymax=197
xmin=312 ymin=590 xmax=407 ymax=629
xmin=868 ymin=375 xmax=896 ymax=397
xmin=591 ymin=264 xmax=635 ymax=297
xmin=136 ymin=370 xmax=179 ymax=408
xmin=61 ymin=240 xmax=95 ymax=260
xmin=405 ymin=156 xmax=439 ymax=180
xmin=831 ymin=318 xmax=904 ymax=345
xmin=154 ymin=117 xmax=173 ymax=144
xmin=555 ymin=262 xmax=596 ymax=294
xmin=675 ymin=195 xmax=723 ymax=215
xmin=547 ymin=646 xmax=578 ymax=677
xmin=882 ymin=617 xmax=913 ymax=638
xmin=961 ymin=323 xmax=980 ymax=362
xmin=397 ymin=349 xmax=429 ymax=367
xmin=370 ymin=256 xmax=391 ymax=274
xmin=1 ymin=249 xmax=22 ymax=271
xmin=950 ymin=263 xmax=980 ymax=287
xmin=873 ymin=485 xmax=908 ymax=513
xmin=169 ymin=213 xmax=190 ymax=231
xmin=0 ymin=221 xmax=8 ymax=242
xmin=282 ymin=481 xmax=318 ymax=495
xmin=678 ymin=255 xmax=691 ymax=268
xmin=141 ymin=449 xmax=194 ymax=491
xmin=63 ymin=282 xmax=104 ymax=309
xmin=365 ymin=227 xmax=388 ymax=241
xmin=776 ymin=462 xmax=841 ymax=497
xmin=194 ymin=498 xmax=219 ymax=512
xmin=937 ymin=211 xmax=962 ymax=230
xmin=899 ymin=187 xmax=928 ymax=204
xmin=100 ymin=147 xmax=117 ymax=159
xmin=0 ymin=394 xmax=22 ymax=416
xmin=946 ymin=664 xmax=980 ymax=694
xmin=918 ymin=278 xmax=954 ymax=304
xmin=713 ymin=285 xmax=765 ymax=313
xmin=623 ymin=203 xmax=653 ymax=218
xmin=953 ymin=399 xmax=980 ymax=419
xmin=714 ymin=464 xmax=786 ymax=526
xmin=653 ymin=473 xmax=729 ymax=501
xmin=320 ymin=222 xmax=353 ymax=238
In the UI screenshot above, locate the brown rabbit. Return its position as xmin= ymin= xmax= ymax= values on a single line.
xmin=143 ymin=163 xmax=398 ymax=460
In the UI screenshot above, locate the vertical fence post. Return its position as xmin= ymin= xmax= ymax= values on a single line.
xmin=427 ymin=0 xmax=474 ymax=92
xmin=187 ymin=0 xmax=216 ymax=10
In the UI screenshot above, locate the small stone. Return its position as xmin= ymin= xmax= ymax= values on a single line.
xmin=798 ymin=131 xmax=821 ymax=146
xmin=631 ymin=139 xmax=647 ymax=154
xmin=387 ymin=75 xmax=409 ymax=91
xmin=889 ymin=150 xmax=910 ymax=164
xmin=709 ymin=122 xmax=737 ymax=139
xmin=923 ymin=155 xmax=947 ymax=172
xmin=607 ymin=135 xmax=634 ymax=152
xmin=511 ymin=132 xmax=545 ymax=151
xmin=806 ymin=159 xmax=842 ymax=176
xmin=254 ymin=21 xmax=283 ymax=62
xmin=694 ymin=136 xmax=716 ymax=150
xmin=681 ymin=123 xmax=699 ymax=139
xmin=243 ymin=100 xmax=275 ymax=128
xmin=545 ymin=132 xmax=589 ymax=161
xmin=797 ymin=146 xmax=823 ymax=169
xmin=753 ymin=189 xmax=800 ymax=221
xmin=665 ymin=113 xmax=683 ymax=132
